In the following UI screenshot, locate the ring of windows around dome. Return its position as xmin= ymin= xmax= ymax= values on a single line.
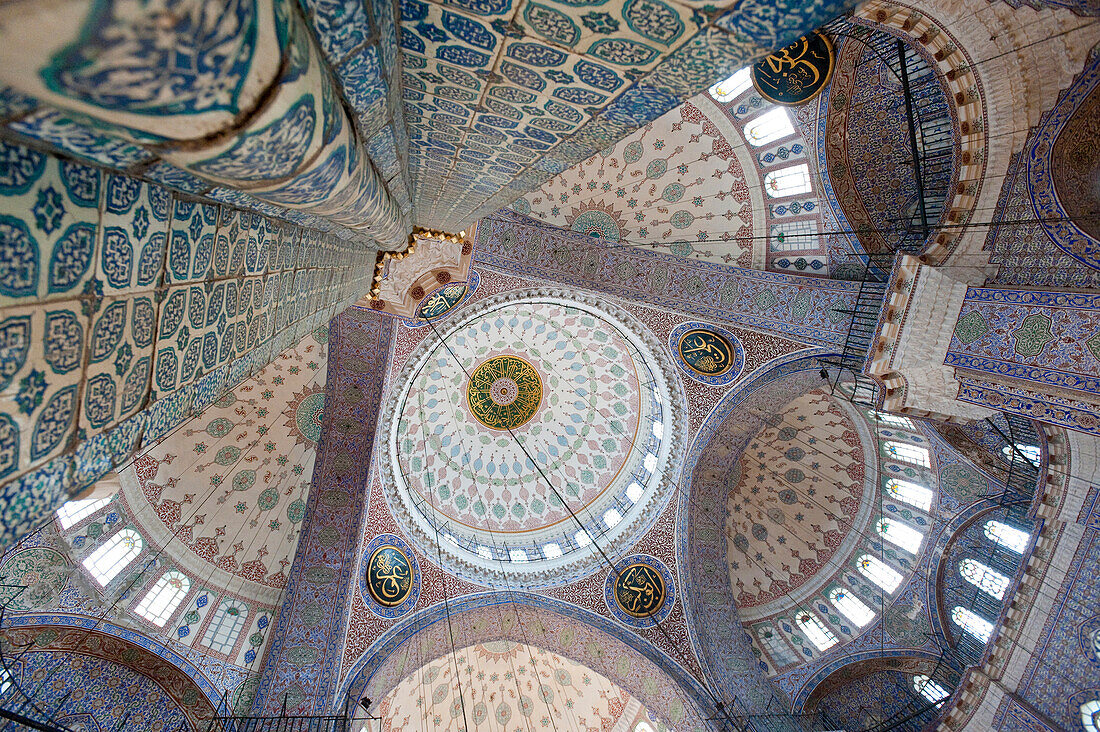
xmin=377 ymin=288 xmax=685 ymax=590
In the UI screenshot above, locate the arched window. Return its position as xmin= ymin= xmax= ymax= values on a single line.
xmin=795 ymin=610 xmax=838 ymax=651
xmin=764 ymin=164 xmax=812 ymax=198
xmin=202 ymin=600 xmax=250 ymax=654
xmin=744 ymin=108 xmax=794 ymax=147
xmin=134 ymin=570 xmax=190 ymax=626
xmin=983 ymin=520 xmax=1030 ymax=554
xmin=57 ymin=497 xmax=111 ymax=529
xmin=959 ymin=558 xmax=1010 ymax=600
xmin=757 ymin=625 xmax=798 ymax=665
xmin=951 ymin=606 xmax=994 ymax=642
xmin=1081 ymin=700 xmax=1100 ymax=732
xmin=634 ymin=723 xmax=656 ymax=732
xmin=912 ymin=675 xmax=950 ymax=706
xmin=876 ymin=518 xmax=924 ymax=554
xmin=829 ymin=587 xmax=875 ymax=627
xmin=1001 ymin=444 xmax=1041 ymax=463
xmin=857 ymin=554 xmax=902 ymax=593
xmin=872 ymin=412 xmax=915 ymax=429
xmin=83 ymin=529 xmax=142 ymax=586
xmin=708 ymin=67 xmax=752 ymax=101
xmin=885 ymin=479 xmax=933 ymax=511
xmin=883 ymin=441 xmax=930 ymax=467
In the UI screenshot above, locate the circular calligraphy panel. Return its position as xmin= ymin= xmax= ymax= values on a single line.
xmin=669 ymin=322 xmax=745 ymax=386
xmin=466 ymin=355 xmax=543 ymax=430
xmin=751 ymin=31 xmax=835 ymax=106
xmin=360 ymin=534 xmax=420 ymax=618
xmin=603 ymin=554 xmax=675 ymax=628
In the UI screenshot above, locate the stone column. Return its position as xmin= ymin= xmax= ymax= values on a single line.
xmin=867 ymin=255 xmax=1100 ymax=436
xmin=0 ymin=0 xmax=409 ymax=249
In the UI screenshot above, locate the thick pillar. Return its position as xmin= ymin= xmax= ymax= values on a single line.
xmin=0 ymin=0 xmax=408 ymax=249
xmin=867 ymin=255 xmax=1100 ymax=435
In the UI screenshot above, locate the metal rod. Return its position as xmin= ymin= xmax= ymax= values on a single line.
xmin=897 ymin=39 xmax=930 ymax=241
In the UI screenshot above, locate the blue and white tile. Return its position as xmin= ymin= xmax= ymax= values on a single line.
xmin=515 ymin=0 xmax=700 ymax=67
xmin=0 ymin=455 xmax=71 ymax=552
xmin=144 ymin=384 xmax=195 ymax=444
xmin=97 ymin=175 xmax=170 ymax=295
xmin=0 ymin=300 xmax=87 ymax=480
xmin=152 ymin=284 xmax=211 ymax=396
xmin=8 ymin=110 xmax=153 ymax=169
xmin=400 ymin=0 xmax=504 ymax=69
xmin=165 ymin=200 xmax=219 ymax=284
xmin=0 ymin=141 xmax=101 ymax=307
xmin=80 ymin=292 xmax=159 ymax=437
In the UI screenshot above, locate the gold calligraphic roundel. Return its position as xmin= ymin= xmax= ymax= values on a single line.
xmin=465 ymin=355 xmax=543 ymax=430
xmin=677 ymin=329 xmax=735 ymax=376
xmin=366 ymin=545 xmax=413 ymax=607
xmin=614 ymin=563 xmax=667 ymax=618
xmin=751 ymin=30 xmax=835 ymax=106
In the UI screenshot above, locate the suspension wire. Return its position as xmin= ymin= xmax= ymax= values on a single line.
xmin=421 ymin=314 xmax=746 ymax=731
xmin=428 ymin=352 xmax=573 ymax=732
xmin=408 ymin=385 xmax=472 ymax=732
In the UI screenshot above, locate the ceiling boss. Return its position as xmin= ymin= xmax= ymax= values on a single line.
xmin=465 ymin=354 xmax=544 ymax=431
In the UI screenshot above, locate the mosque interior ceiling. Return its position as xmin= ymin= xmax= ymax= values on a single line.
xmin=0 ymin=0 xmax=1096 ymax=730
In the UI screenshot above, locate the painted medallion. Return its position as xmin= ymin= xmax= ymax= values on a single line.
xmin=614 ymin=563 xmax=666 ymax=618
xmin=751 ymin=31 xmax=835 ymax=106
xmin=417 ymin=283 xmax=468 ymax=321
xmin=366 ymin=545 xmax=413 ymax=608
xmin=677 ymin=329 xmax=736 ymax=376
xmin=465 ymin=355 xmax=543 ymax=430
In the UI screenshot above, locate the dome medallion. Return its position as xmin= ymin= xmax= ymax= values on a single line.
xmin=379 ymin=290 xmax=685 ymax=589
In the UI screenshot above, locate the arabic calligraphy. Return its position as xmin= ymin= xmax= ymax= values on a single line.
xmin=417 ymin=284 xmax=468 ymax=321
xmin=751 ymin=31 xmax=834 ymax=106
xmin=614 ymin=563 xmax=666 ymax=618
xmin=677 ymin=329 xmax=734 ymax=376
xmin=367 ymin=545 xmax=413 ymax=607
xmin=466 ymin=355 xmax=543 ymax=430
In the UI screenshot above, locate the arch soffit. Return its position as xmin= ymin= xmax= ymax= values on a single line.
xmin=339 ymin=592 xmax=714 ymax=731
xmin=796 ymin=649 xmax=950 ymax=712
xmin=831 ymin=0 xmax=989 ymax=264
xmin=0 ymin=613 xmax=222 ymax=723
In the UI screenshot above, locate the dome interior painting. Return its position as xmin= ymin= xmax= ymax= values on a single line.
xmin=0 ymin=0 xmax=1095 ymax=730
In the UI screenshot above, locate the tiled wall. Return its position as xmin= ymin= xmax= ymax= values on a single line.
xmin=0 ymin=139 xmax=372 ymax=552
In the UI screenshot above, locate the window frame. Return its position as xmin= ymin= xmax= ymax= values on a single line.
xmin=202 ymin=599 xmax=250 ymax=655
xmin=828 ymin=587 xmax=876 ymax=628
xmin=857 ymin=553 xmax=903 ymax=593
xmin=82 ymin=528 xmax=143 ymax=587
xmin=133 ymin=570 xmax=191 ymax=627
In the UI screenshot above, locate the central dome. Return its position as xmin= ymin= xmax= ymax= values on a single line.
xmin=380 ymin=290 xmax=683 ymax=588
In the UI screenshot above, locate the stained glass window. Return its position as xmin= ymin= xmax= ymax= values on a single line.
xmin=951 ymin=606 xmax=994 ymax=642
xmin=57 ymin=497 xmax=111 ymax=529
xmin=708 ymin=67 xmax=753 ymax=101
xmin=745 ymin=108 xmax=795 ymax=146
xmin=83 ymin=529 xmax=142 ymax=586
xmin=1002 ymin=444 xmax=1041 ymax=463
xmin=872 ymin=412 xmax=915 ymax=428
xmin=134 ymin=570 xmax=190 ymax=626
xmin=758 ymin=624 xmax=798 ymax=665
xmin=959 ymin=558 xmax=1010 ymax=599
xmin=770 ymin=219 xmax=819 ymax=253
xmin=983 ymin=521 xmax=1030 ymax=554
xmin=886 ymin=479 xmax=933 ymax=511
xmin=877 ymin=518 xmax=924 ymax=554
xmin=829 ymin=588 xmax=876 ymax=627
xmin=202 ymin=600 xmax=249 ymax=654
xmin=884 ymin=441 xmax=930 ymax=467
xmin=912 ymin=675 xmax=950 ymax=706
xmin=764 ymin=164 xmax=812 ymax=198
xmin=857 ymin=554 xmax=902 ymax=593
xmin=1081 ymin=700 xmax=1100 ymax=732
xmin=795 ymin=611 xmax=838 ymax=651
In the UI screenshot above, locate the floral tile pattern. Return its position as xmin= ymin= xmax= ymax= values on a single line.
xmin=0 ymin=139 xmax=374 ymax=550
